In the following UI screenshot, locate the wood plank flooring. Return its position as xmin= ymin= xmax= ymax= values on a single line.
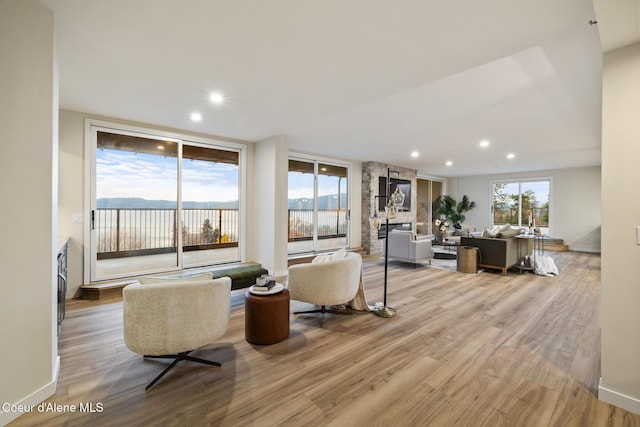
xmin=9 ymin=251 xmax=640 ymax=426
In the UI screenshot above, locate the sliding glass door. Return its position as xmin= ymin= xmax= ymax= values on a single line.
xmin=93 ymin=130 xmax=180 ymax=280
xmin=288 ymin=158 xmax=349 ymax=254
xmin=492 ymin=179 xmax=550 ymax=234
xmin=317 ymin=163 xmax=348 ymax=250
xmin=416 ymin=178 xmax=444 ymax=235
xmin=288 ymin=160 xmax=316 ymax=253
xmin=89 ymin=123 xmax=242 ymax=282
xmin=181 ymin=145 xmax=239 ymax=268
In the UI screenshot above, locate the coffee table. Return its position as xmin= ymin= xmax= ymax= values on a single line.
xmin=433 ymin=240 xmax=458 ymax=259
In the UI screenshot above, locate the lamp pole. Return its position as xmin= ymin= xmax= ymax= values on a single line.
xmin=373 ymin=167 xmax=398 ymax=318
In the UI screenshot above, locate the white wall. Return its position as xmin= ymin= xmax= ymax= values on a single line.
xmin=446 ymin=166 xmax=601 ymax=252
xmin=0 ymin=1 xmax=58 ymax=424
xmin=58 ymin=110 xmax=86 ymax=298
xmin=599 ymin=42 xmax=640 ymax=414
xmin=252 ymin=136 xmax=290 ymax=277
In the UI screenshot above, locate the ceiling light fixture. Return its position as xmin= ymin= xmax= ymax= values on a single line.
xmin=479 ymin=140 xmax=490 ymax=148
xmin=507 ymin=153 xmax=515 ymax=159
xmin=210 ymin=92 xmax=224 ymax=104
xmin=411 ymin=151 xmax=419 ymax=158
xmin=445 ymin=161 xmax=453 ymax=166
xmin=190 ymin=112 xmax=202 ymax=122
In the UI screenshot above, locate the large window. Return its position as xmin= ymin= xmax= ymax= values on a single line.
xmin=88 ymin=121 xmax=243 ymax=282
xmin=492 ymin=179 xmax=550 ymax=234
xmin=288 ymin=158 xmax=349 ymax=254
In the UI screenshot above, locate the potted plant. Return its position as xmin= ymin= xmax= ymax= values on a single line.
xmin=437 ymin=195 xmax=477 ymax=229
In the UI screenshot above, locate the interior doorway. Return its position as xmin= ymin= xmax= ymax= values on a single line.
xmin=416 ymin=178 xmax=444 ymax=236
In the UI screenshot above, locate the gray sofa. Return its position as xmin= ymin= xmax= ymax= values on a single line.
xmin=460 ymin=236 xmax=532 ymax=275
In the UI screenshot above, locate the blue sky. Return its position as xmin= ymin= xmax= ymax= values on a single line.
xmin=288 ymin=172 xmax=346 ymax=200
xmin=97 ymin=150 xmax=239 ymax=202
xmin=97 ymin=150 xmax=345 ymax=204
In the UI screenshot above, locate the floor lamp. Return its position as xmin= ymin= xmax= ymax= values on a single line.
xmin=370 ymin=167 xmax=401 ymax=318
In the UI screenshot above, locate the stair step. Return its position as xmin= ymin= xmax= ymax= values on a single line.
xmin=80 ymin=280 xmax=136 ymax=301
xmin=542 ymin=243 xmax=569 ymax=252
xmin=539 ymin=238 xmax=568 ymax=251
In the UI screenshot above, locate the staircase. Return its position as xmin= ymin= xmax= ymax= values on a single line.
xmin=80 ymin=280 xmax=137 ymax=301
xmin=541 ymin=238 xmax=569 ymax=252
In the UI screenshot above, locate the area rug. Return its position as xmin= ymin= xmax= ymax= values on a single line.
xmin=384 ymin=256 xmax=457 ymax=273
xmin=385 ymin=249 xmax=483 ymax=274
xmin=428 ymin=256 xmax=457 ymax=272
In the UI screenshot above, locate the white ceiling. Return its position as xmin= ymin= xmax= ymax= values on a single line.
xmin=39 ymin=0 xmax=625 ymax=177
xmin=593 ymin=0 xmax=640 ymax=53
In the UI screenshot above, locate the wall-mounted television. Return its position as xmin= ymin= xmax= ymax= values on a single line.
xmin=378 ymin=177 xmax=411 ymax=212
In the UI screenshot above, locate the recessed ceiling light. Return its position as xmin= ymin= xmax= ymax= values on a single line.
xmin=190 ymin=112 xmax=202 ymax=122
xmin=411 ymin=151 xmax=419 ymax=158
xmin=445 ymin=161 xmax=453 ymax=166
xmin=210 ymin=92 xmax=224 ymax=104
xmin=479 ymin=140 xmax=490 ymax=148
xmin=157 ymin=145 xmax=164 ymax=150
xmin=507 ymin=153 xmax=515 ymax=159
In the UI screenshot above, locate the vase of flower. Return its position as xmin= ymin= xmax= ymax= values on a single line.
xmin=434 ymin=218 xmax=450 ymax=243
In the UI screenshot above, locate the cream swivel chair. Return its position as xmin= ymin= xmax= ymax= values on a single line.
xmin=287 ymin=250 xmax=362 ymax=318
xmin=123 ymin=276 xmax=231 ymax=390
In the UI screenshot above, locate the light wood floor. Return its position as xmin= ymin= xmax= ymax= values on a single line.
xmin=10 ymin=252 xmax=640 ymax=426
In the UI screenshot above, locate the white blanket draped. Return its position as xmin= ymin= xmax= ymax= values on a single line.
xmin=534 ymin=255 xmax=559 ymax=276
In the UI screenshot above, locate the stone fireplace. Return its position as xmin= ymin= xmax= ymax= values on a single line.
xmin=361 ymin=162 xmax=417 ymax=255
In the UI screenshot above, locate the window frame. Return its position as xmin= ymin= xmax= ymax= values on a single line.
xmin=490 ymin=177 xmax=552 ymax=235
xmin=84 ymin=118 xmax=247 ymax=283
xmin=287 ymin=153 xmax=351 ymax=255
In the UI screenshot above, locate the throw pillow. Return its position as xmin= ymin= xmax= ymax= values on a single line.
xmin=329 ymin=248 xmax=347 ymax=260
xmin=454 ymin=229 xmax=470 ymax=237
xmin=482 ymin=227 xmax=496 ymax=238
xmin=496 ymin=228 xmax=520 ymax=238
xmin=491 ymin=225 xmax=505 ymax=235
xmin=312 ymin=254 xmax=331 ymax=264
xmin=496 ymin=225 xmax=521 ymax=238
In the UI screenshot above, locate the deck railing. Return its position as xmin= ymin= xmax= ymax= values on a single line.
xmin=493 ymin=207 xmax=549 ymax=227
xmin=288 ymin=209 xmax=347 ymax=241
xmin=96 ymin=208 xmax=239 ymax=259
xmin=96 ymin=208 xmax=347 ymax=259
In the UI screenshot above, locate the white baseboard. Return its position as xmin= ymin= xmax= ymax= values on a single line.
xmin=599 ymin=377 xmax=640 ymax=415
xmin=0 ymin=356 xmax=59 ymax=426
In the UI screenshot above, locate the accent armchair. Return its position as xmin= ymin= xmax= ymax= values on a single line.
xmin=387 ymin=230 xmax=434 ymax=266
xmin=287 ymin=250 xmax=362 ymax=318
xmin=123 ymin=276 xmax=231 ymax=390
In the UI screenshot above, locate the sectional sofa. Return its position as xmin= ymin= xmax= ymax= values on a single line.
xmin=460 ymin=235 xmax=532 ymax=275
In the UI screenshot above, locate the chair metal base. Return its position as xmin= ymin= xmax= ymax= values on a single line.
xmin=143 ymin=350 xmax=221 ymax=390
xmin=293 ymin=305 xmax=353 ymax=316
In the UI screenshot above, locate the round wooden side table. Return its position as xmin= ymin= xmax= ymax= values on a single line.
xmin=244 ymin=288 xmax=290 ymax=345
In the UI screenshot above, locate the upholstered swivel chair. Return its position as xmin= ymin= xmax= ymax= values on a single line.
xmin=123 ymin=276 xmax=231 ymax=390
xmin=287 ymin=250 xmax=362 ymax=317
